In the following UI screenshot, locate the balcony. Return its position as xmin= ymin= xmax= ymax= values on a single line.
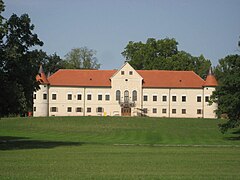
xmin=119 ymin=100 xmax=135 ymax=108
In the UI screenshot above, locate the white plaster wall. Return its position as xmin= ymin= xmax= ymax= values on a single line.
xmin=33 ymin=84 xmax=49 ymax=117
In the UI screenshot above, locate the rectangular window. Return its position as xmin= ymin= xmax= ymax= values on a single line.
xmin=182 ymin=109 xmax=186 ymax=114
xmin=172 ymin=96 xmax=177 ymax=102
xmin=97 ymin=107 xmax=103 ymax=113
xmin=43 ymin=93 xmax=47 ymax=100
xmin=162 ymin=108 xmax=167 ymax=114
xmin=52 ymin=94 xmax=57 ymax=100
xmin=172 ymin=109 xmax=176 ymax=114
xmin=67 ymin=107 xmax=72 ymax=112
xmin=197 ymin=109 xmax=202 ymax=114
xmin=153 ymin=95 xmax=157 ymax=101
xmin=153 ymin=108 xmax=157 ymax=113
xmin=76 ymin=107 xmax=82 ymax=112
xmin=87 ymin=94 xmax=92 ymax=100
xmin=162 ymin=95 xmax=167 ymax=102
xmin=205 ymin=96 xmax=210 ymax=102
xmin=77 ymin=94 xmax=82 ymax=100
xmin=129 ymin=71 xmax=133 ymax=75
xmin=98 ymin=94 xmax=102 ymax=101
xmin=33 ymin=94 xmax=36 ymax=99
xmin=87 ymin=107 xmax=91 ymax=113
xmin=182 ymin=96 xmax=186 ymax=102
xmin=67 ymin=94 xmax=72 ymax=100
xmin=121 ymin=71 xmax=124 ymax=75
xmin=50 ymin=107 xmax=57 ymax=112
xmin=33 ymin=107 xmax=36 ymax=111
xmin=143 ymin=108 xmax=148 ymax=114
xmin=143 ymin=95 xmax=148 ymax=101
xmin=105 ymin=94 xmax=110 ymax=101
xmin=197 ymin=96 xmax=201 ymax=102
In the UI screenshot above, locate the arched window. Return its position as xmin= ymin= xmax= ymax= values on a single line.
xmin=124 ymin=90 xmax=129 ymax=102
xmin=116 ymin=90 xmax=121 ymax=101
xmin=132 ymin=90 xmax=137 ymax=101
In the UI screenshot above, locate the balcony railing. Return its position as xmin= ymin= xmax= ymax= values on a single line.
xmin=119 ymin=100 xmax=135 ymax=108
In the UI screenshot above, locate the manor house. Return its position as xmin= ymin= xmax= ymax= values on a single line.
xmin=33 ymin=62 xmax=218 ymax=118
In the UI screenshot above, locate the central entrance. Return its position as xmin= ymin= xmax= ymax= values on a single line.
xmin=121 ymin=107 xmax=131 ymax=116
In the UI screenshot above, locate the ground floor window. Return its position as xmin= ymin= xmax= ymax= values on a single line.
xmin=162 ymin=108 xmax=167 ymax=114
xmin=143 ymin=108 xmax=148 ymax=114
xmin=67 ymin=107 xmax=72 ymax=112
xmin=197 ymin=109 xmax=202 ymax=114
xmin=172 ymin=109 xmax=176 ymax=114
xmin=182 ymin=109 xmax=186 ymax=114
xmin=97 ymin=107 xmax=103 ymax=113
xmin=87 ymin=107 xmax=91 ymax=113
xmin=50 ymin=107 xmax=57 ymax=112
xmin=76 ymin=107 xmax=82 ymax=112
xmin=153 ymin=108 xmax=157 ymax=113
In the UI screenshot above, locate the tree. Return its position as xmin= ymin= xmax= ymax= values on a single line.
xmin=212 ymin=54 xmax=240 ymax=133
xmin=64 ymin=47 xmax=100 ymax=69
xmin=122 ymin=38 xmax=211 ymax=78
xmin=0 ymin=0 xmax=43 ymax=116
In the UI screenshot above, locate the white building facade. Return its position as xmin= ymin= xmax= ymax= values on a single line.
xmin=33 ymin=62 xmax=218 ymax=118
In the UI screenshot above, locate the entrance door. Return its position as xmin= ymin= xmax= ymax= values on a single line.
xmin=121 ymin=107 xmax=131 ymax=116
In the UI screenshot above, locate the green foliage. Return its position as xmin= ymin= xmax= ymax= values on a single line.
xmin=0 ymin=117 xmax=239 ymax=179
xmin=122 ymin=38 xmax=211 ymax=78
xmin=0 ymin=1 xmax=43 ymax=116
xmin=212 ymin=54 xmax=240 ymax=132
xmin=64 ymin=47 xmax=100 ymax=69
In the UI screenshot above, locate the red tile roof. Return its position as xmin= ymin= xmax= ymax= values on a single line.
xmin=47 ymin=69 xmax=209 ymax=88
xmin=137 ymin=70 xmax=205 ymax=88
xmin=48 ymin=69 xmax=116 ymax=87
xmin=36 ymin=65 xmax=49 ymax=84
xmin=204 ymin=74 xmax=218 ymax=87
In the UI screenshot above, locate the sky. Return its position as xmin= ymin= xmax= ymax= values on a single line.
xmin=3 ymin=0 xmax=240 ymax=70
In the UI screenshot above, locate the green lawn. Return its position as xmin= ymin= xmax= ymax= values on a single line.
xmin=0 ymin=116 xmax=239 ymax=179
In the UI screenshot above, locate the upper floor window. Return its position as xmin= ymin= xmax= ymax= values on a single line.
xmin=105 ymin=94 xmax=110 ymax=101
xmin=172 ymin=96 xmax=177 ymax=102
xmin=162 ymin=95 xmax=167 ymax=102
xmin=98 ymin=94 xmax=102 ymax=101
xmin=52 ymin=94 xmax=57 ymax=100
xmin=67 ymin=94 xmax=72 ymax=100
xmin=77 ymin=94 xmax=82 ymax=100
xmin=116 ymin=90 xmax=121 ymax=101
xmin=121 ymin=71 xmax=124 ymax=75
xmin=182 ymin=96 xmax=186 ymax=102
xmin=124 ymin=90 xmax=129 ymax=102
xmin=33 ymin=94 xmax=36 ymax=99
xmin=129 ymin=71 xmax=133 ymax=75
xmin=43 ymin=93 xmax=47 ymax=100
xmin=132 ymin=90 xmax=137 ymax=101
xmin=87 ymin=94 xmax=92 ymax=100
xmin=205 ymin=96 xmax=210 ymax=102
xmin=197 ymin=96 xmax=201 ymax=102
xmin=143 ymin=95 xmax=148 ymax=101
xmin=153 ymin=95 xmax=157 ymax=101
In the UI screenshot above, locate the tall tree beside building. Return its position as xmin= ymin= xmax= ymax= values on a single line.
xmin=0 ymin=0 xmax=43 ymax=116
xmin=122 ymin=38 xmax=211 ymax=78
xmin=64 ymin=47 xmax=100 ymax=69
xmin=212 ymin=54 xmax=240 ymax=133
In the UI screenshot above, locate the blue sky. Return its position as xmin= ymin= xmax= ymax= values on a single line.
xmin=4 ymin=0 xmax=240 ymax=69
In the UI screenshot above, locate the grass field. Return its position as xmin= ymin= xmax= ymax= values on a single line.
xmin=0 ymin=116 xmax=239 ymax=179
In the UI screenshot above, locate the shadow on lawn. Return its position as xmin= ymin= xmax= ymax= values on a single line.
xmin=0 ymin=136 xmax=84 ymax=151
xmin=225 ymin=130 xmax=240 ymax=141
